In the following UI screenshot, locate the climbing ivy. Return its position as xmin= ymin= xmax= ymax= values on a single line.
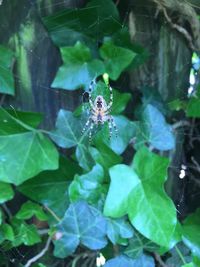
xmin=0 ymin=0 xmax=200 ymax=266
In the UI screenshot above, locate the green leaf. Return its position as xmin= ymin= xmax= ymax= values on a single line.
xmin=0 ymin=182 xmax=14 ymax=203
xmin=100 ymin=42 xmax=136 ymax=80
xmin=106 ymin=217 xmax=134 ymax=245
xmin=182 ymin=208 xmax=200 ymax=258
xmin=135 ymin=104 xmax=175 ymax=151
xmin=187 ymin=97 xmax=200 ymax=117
xmin=193 ymin=255 xmax=200 ymax=266
xmin=0 ymin=45 xmax=15 ymax=95
xmin=53 ymin=201 xmax=107 ymax=258
xmin=0 ymin=109 xmax=58 ymax=185
xmin=89 ymin=142 xmax=122 ymax=171
xmin=95 ymin=115 xmax=136 ymax=155
xmin=0 ymin=109 xmax=42 ymax=135
xmin=181 ymin=264 xmax=195 ymax=267
xmin=104 ymin=147 xmax=177 ymax=247
xmin=0 ymin=224 xmax=14 ymax=244
xmin=33 ymin=264 xmax=47 ymax=267
xmin=50 ymin=109 xmax=94 ymax=170
xmin=42 ymin=0 xmax=120 ymax=46
xmin=18 ymin=157 xmax=79 ymax=218
xmin=124 ymin=232 xmax=159 ymax=259
xmin=166 ymin=243 xmax=191 ymax=267
xmin=104 ymin=254 xmax=155 ymax=267
xmin=69 ymin=164 xmax=106 ymax=204
xmin=16 ymin=201 xmax=48 ymax=221
xmin=0 ymin=131 xmax=58 ymax=185
xmin=11 ymin=218 xmax=41 ymax=246
xmin=111 ymin=90 xmax=131 ymax=115
xmin=51 ymin=42 xmax=104 ymax=90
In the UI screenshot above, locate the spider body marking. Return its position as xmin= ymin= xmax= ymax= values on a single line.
xmin=82 ymin=75 xmax=117 ymax=142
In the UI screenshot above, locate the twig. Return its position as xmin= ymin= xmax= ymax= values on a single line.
xmin=115 ymin=0 xmax=120 ymax=6
xmin=189 ymin=118 xmax=196 ymax=148
xmin=0 ymin=95 xmax=6 ymax=106
xmin=191 ymin=156 xmax=200 ymax=172
xmin=38 ymin=229 xmax=49 ymax=236
xmin=1 ymin=203 xmax=12 ymax=219
xmin=44 ymin=206 xmax=61 ymax=222
xmin=113 ymin=245 xmax=119 ymax=256
xmin=172 ymin=120 xmax=190 ymax=130
xmin=153 ymin=253 xmax=169 ymax=267
xmin=24 ymin=236 xmax=51 ymax=267
xmin=72 ymin=254 xmax=83 ymax=267
xmin=163 ymin=8 xmax=195 ymax=50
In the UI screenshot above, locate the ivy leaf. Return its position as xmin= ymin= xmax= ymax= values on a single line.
xmin=100 ymin=42 xmax=136 ymax=80
xmin=51 ymin=42 xmax=105 ymax=90
xmin=89 ymin=142 xmax=122 ymax=171
xmin=18 ymin=157 xmax=79 ymax=218
xmin=135 ymin=104 xmax=175 ymax=151
xmin=11 ymin=219 xmax=41 ymax=247
xmin=104 ymin=147 xmax=177 ymax=247
xmin=0 ymin=131 xmax=58 ymax=185
xmin=0 ymin=109 xmax=43 ymax=134
xmin=112 ymin=28 xmax=148 ymax=69
xmin=0 ymin=182 xmax=14 ymax=203
xmin=42 ymin=0 xmax=120 ymax=46
xmin=107 ymin=217 xmax=134 ymax=245
xmin=0 ymin=45 xmax=15 ymax=95
xmin=95 ymin=115 xmax=136 ymax=155
xmin=186 ymin=87 xmax=200 ymax=117
xmin=124 ymin=233 xmax=159 ymax=259
xmin=53 ymin=201 xmax=107 ymax=258
xmin=69 ymin=164 xmax=106 ymax=205
xmin=181 ymin=264 xmax=195 ymax=267
xmin=182 ymin=208 xmax=200 ymax=258
xmin=0 ymin=109 xmax=58 ymax=185
xmin=0 ymin=224 xmax=14 ymax=244
xmin=166 ymin=243 xmax=192 ymax=267
xmin=104 ymin=254 xmax=155 ymax=267
xmin=50 ymin=109 xmax=94 ymax=170
xmin=16 ymin=201 xmax=48 ymax=221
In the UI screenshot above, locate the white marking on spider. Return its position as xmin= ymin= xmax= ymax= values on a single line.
xmin=82 ymin=78 xmax=117 ymax=142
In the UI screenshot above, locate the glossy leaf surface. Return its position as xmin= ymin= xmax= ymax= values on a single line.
xmin=53 ymin=201 xmax=107 ymax=258
xmin=104 ymin=147 xmax=177 ymax=247
xmin=51 ymin=42 xmax=104 ymax=90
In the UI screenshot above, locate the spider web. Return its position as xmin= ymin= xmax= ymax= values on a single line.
xmin=0 ymin=0 xmax=199 ymax=266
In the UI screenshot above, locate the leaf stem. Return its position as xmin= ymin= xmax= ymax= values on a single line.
xmin=175 ymin=245 xmax=187 ymax=265
xmin=24 ymin=236 xmax=51 ymax=267
xmin=44 ymin=206 xmax=61 ymax=222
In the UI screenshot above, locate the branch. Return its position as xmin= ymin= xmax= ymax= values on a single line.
xmin=153 ymin=253 xmax=169 ymax=267
xmin=24 ymin=237 xmax=51 ymax=267
xmin=172 ymin=120 xmax=190 ymax=130
xmin=162 ymin=8 xmax=196 ymax=51
xmin=191 ymin=156 xmax=200 ymax=172
xmin=1 ymin=203 xmax=12 ymax=219
xmin=152 ymin=0 xmax=200 ymax=51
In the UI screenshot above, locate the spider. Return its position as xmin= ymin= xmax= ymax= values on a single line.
xmin=82 ymin=74 xmax=117 ymax=142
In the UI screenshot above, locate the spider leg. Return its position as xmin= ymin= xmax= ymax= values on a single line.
xmin=108 ymin=118 xmax=113 ymax=139
xmin=89 ymin=120 xmax=95 ymax=143
xmin=107 ymin=84 xmax=113 ymax=110
xmin=82 ymin=117 xmax=91 ymax=135
xmin=110 ymin=116 xmax=118 ymax=137
xmin=88 ymin=79 xmax=96 ymax=110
